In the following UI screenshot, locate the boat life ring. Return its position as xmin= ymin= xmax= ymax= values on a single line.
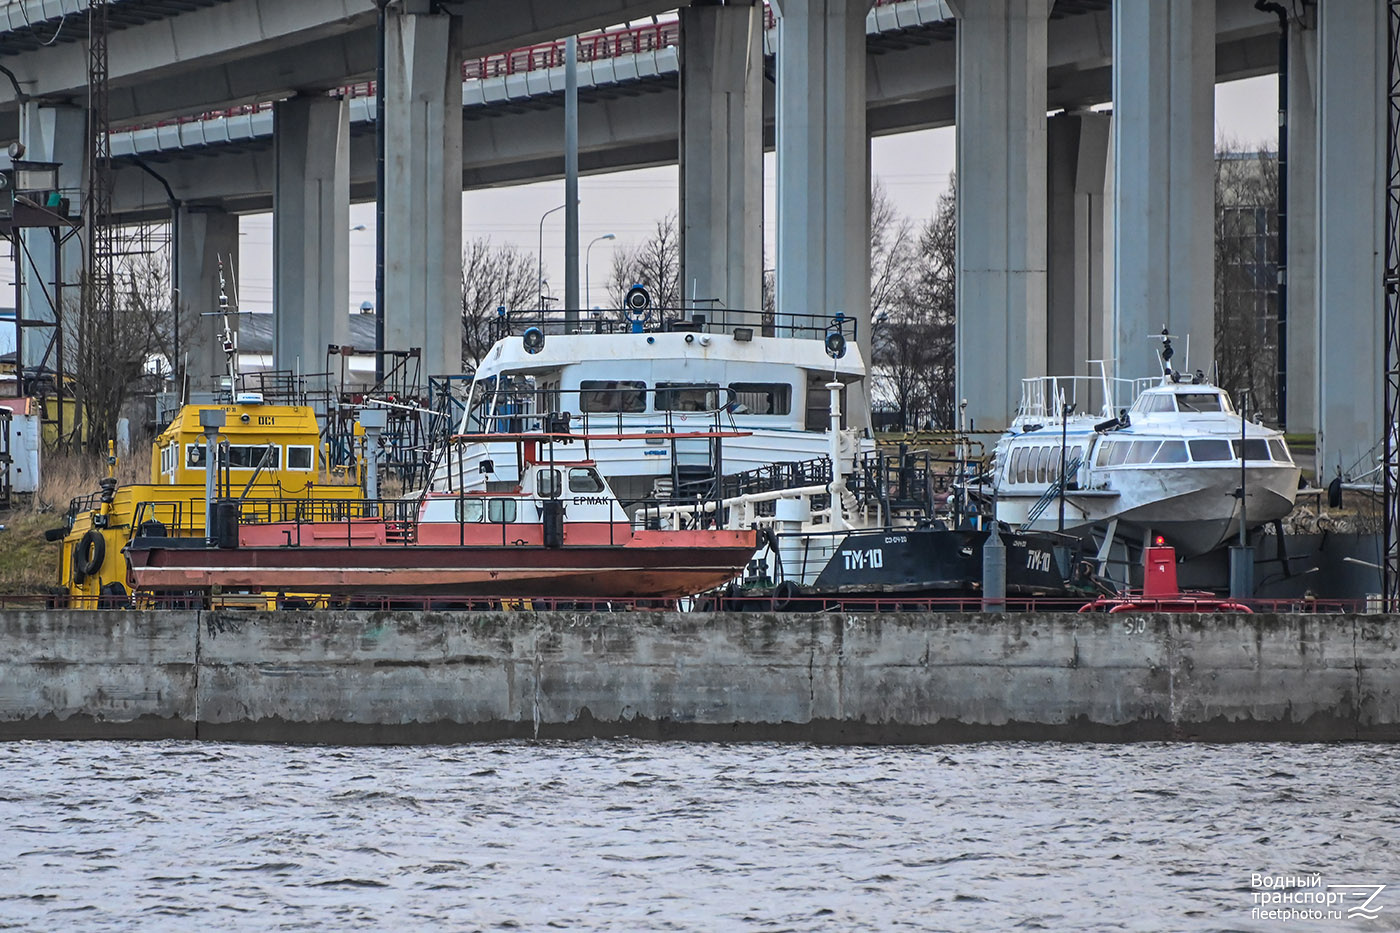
xmin=74 ymin=529 xmax=105 ymax=581
xmin=522 ymin=327 xmax=546 ymax=354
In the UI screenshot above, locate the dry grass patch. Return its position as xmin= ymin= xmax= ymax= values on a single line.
xmin=0 ymin=452 xmax=114 ymax=595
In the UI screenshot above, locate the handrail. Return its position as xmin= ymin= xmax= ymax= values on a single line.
xmin=47 ymin=590 xmax=1374 ymax=614
xmin=1022 ymin=450 xmax=1083 ymax=528
xmin=487 ymin=305 xmax=848 ymax=343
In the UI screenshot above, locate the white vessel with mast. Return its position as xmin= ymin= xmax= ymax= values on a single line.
xmin=990 ymin=335 xmax=1301 ymax=557
xmin=430 ymin=289 xmax=875 ymax=507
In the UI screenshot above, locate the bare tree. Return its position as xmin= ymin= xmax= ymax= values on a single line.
xmin=607 ymin=213 xmax=681 ymax=311
xmin=65 ymin=253 xmax=174 ymax=452
xmin=461 ymin=237 xmax=539 ymax=368
xmin=1214 ymin=141 xmax=1279 ymax=420
xmin=869 ymin=177 xmax=957 ymax=430
xmin=910 ymin=181 xmax=958 ymax=428
xmin=869 ymin=180 xmax=915 ymax=323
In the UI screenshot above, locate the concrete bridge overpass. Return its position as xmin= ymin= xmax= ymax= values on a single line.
xmin=0 ymin=0 xmax=680 ymax=135
xmin=101 ymin=0 xmax=1279 ymax=217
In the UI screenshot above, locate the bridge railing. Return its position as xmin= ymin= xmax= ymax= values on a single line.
xmin=466 ymin=19 xmax=683 ymax=80
xmin=112 ymin=0 xmax=907 ymax=135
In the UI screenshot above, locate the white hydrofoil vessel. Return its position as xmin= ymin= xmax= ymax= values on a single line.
xmin=991 ymin=336 xmax=1301 ymax=557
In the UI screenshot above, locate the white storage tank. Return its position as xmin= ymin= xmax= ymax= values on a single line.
xmin=0 ymin=399 xmax=42 ymax=494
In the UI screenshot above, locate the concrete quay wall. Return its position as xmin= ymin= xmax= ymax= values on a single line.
xmin=1 ymin=610 xmax=1396 ymax=743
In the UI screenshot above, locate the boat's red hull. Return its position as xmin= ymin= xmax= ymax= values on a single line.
xmin=126 ymin=530 xmax=758 ymax=599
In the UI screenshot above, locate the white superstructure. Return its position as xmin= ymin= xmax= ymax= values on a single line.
xmin=992 ymin=346 xmax=1301 ymax=557
xmin=431 ymin=307 xmax=874 ymax=506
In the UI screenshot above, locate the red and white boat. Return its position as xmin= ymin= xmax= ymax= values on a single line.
xmin=125 ymin=432 xmax=758 ymax=601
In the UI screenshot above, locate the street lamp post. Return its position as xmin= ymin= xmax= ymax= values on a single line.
xmin=538 ymin=203 xmax=567 ymax=311
xmin=586 ymin=233 xmax=616 ymax=309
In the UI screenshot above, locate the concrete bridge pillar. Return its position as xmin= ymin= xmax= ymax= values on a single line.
xmin=1112 ymin=0 xmax=1215 ymax=383
xmin=384 ymin=5 xmax=463 ymax=376
xmin=1046 ymin=111 xmax=1111 ymax=385
xmin=1316 ymin=0 xmax=1386 ymax=480
xmin=679 ymin=0 xmax=764 ymax=317
xmin=951 ymin=0 xmax=1050 ymax=430
xmin=273 ymin=95 xmax=349 ymax=375
xmin=772 ymin=0 xmax=873 ymax=374
xmin=17 ymin=102 xmax=85 ymax=373
xmin=1285 ymin=17 xmax=1318 ymax=438
xmin=175 ymin=206 xmax=239 ymax=392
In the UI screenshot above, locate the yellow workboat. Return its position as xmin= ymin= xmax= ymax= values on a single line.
xmin=58 ymin=394 xmax=364 ymax=606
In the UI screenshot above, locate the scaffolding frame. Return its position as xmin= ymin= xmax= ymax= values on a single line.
xmin=322 ymin=345 xmax=438 ymax=490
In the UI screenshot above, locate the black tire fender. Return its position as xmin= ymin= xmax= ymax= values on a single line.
xmin=74 ymin=529 xmax=105 ymax=581
xmin=772 ymin=579 xmax=800 ymax=612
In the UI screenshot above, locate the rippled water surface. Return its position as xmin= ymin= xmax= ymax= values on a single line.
xmin=1 ymin=741 xmax=1397 ymax=931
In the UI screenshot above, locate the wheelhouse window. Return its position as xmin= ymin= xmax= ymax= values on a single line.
xmin=1133 ymin=394 xmax=1177 ymax=414
xmin=1188 ymin=439 xmax=1233 ymax=461
xmin=1231 ymin=438 xmax=1271 ymax=461
xmin=287 ymin=446 xmax=314 ymax=470
xmin=537 ymin=469 xmax=561 ymax=498
xmin=457 ymin=498 xmax=485 ymax=523
xmin=226 ymin=444 xmax=280 ymax=469
xmin=1175 ymin=392 xmax=1225 ymax=413
xmin=1151 ymin=441 xmax=1189 ymax=463
xmin=569 ymin=468 xmax=604 ymax=493
xmin=1126 ymin=440 xmax=1161 ymax=464
xmin=729 ymin=382 xmax=792 ymax=415
xmin=1268 ymin=439 xmax=1291 ymax=462
xmin=497 ymin=374 xmax=538 ymax=413
xmin=580 ymin=380 xmax=646 ymax=413
xmin=487 ymin=499 xmax=518 ymax=523
xmin=656 ymin=382 xmax=721 ymax=412
xmin=186 ymin=443 xmax=280 ymax=469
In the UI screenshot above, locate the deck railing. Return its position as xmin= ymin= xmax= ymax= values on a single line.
xmin=43 ymin=591 xmax=1373 ymax=614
